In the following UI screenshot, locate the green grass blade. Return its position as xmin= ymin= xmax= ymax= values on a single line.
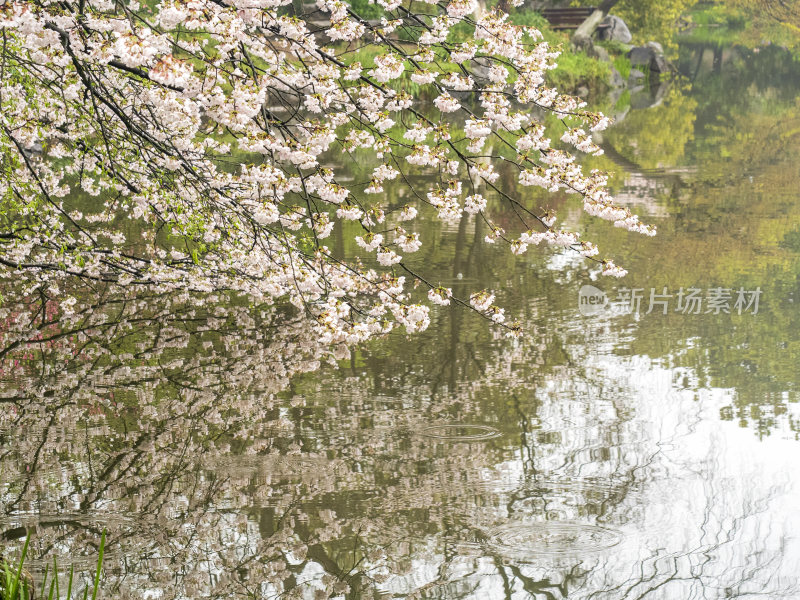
xmin=2 ymin=532 xmax=106 ymax=600
xmin=90 ymin=529 xmax=106 ymax=600
xmin=66 ymin=564 xmax=74 ymax=600
xmin=9 ymin=532 xmax=31 ymax=600
xmin=42 ymin=562 xmax=50 ymax=594
xmin=4 ymin=561 xmax=12 ymax=596
xmin=54 ymin=555 xmax=60 ymax=600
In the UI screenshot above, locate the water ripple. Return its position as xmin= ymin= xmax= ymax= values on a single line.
xmin=416 ymin=423 xmax=502 ymax=441
xmin=486 ymin=520 xmax=623 ymax=559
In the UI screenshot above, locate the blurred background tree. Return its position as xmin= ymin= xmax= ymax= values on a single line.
xmin=569 ymin=0 xmax=698 ymax=45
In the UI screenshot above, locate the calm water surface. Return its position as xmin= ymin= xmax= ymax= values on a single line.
xmin=1 ymin=41 xmax=800 ymax=599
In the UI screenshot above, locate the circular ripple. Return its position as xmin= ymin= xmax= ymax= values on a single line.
xmin=417 ymin=423 xmax=502 ymax=441
xmin=487 ymin=521 xmax=622 ymax=558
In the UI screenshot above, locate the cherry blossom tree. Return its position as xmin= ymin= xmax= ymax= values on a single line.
xmin=0 ymin=0 xmax=654 ymax=342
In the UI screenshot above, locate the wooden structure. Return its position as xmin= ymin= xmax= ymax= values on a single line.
xmin=539 ymin=7 xmax=609 ymax=31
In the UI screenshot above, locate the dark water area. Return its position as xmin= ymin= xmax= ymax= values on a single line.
xmin=2 ymin=38 xmax=800 ymax=599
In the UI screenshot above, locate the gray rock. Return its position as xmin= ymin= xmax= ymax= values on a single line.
xmin=628 ymin=68 xmax=645 ymax=83
xmin=589 ymin=44 xmax=610 ymax=62
xmin=651 ymin=79 xmax=670 ymax=105
xmin=650 ymin=53 xmax=668 ymax=73
xmin=628 ymin=84 xmax=645 ymax=97
xmin=598 ymin=15 xmax=632 ymax=44
xmin=21 ymin=141 xmax=43 ymax=157
xmin=26 ymin=141 xmax=43 ymax=153
xmin=627 ymin=46 xmax=655 ymax=67
xmin=645 ymin=41 xmax=664 ymax=55
xmin=630 ymin=79 xmax=670 ymax=109
xmin=576 ymin=85 xmax=590 ymax=98
xmin=609 ymin=67 xmax=625 ymax=88
xmin=571 ymin=33 xmax=593 ymax=52
xmin=627 ymin=44 xmax=670 ymax=74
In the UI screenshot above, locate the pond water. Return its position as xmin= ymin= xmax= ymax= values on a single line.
xmin=2 ymin=40 xmax=800 ymax=599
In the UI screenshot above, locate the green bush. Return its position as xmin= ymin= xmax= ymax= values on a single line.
xmin=548 ymin=50 xmax=612 ymax=90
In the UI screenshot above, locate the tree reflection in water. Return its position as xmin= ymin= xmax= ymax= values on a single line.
xmin=1 ymin=285 xmax=798 ymax=599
